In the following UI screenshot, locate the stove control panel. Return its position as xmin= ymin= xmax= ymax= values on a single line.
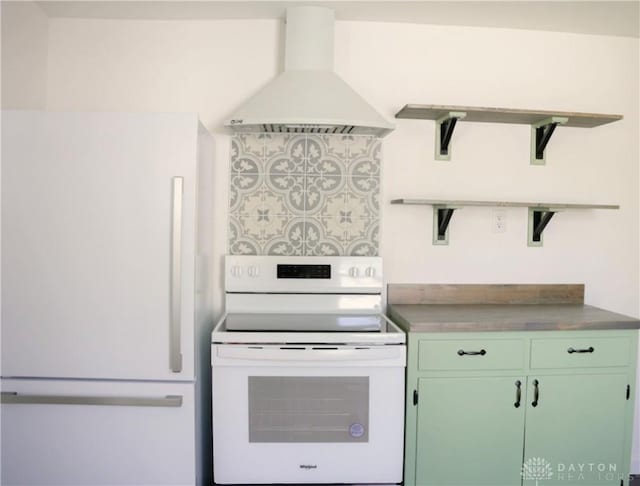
xmin=277 ymin=264 xmax=331 ymax=279
xmin=225 ymin=256 xmax=383 ymax=293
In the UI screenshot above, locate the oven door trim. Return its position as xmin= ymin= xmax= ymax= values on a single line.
xmin=212 ymin=344 xmax=405 ymax=367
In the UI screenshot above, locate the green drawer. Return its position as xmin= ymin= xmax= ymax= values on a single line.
xmin=418 ymin=339 xmax=524 ymax=371
xmin=530 ymin=336 xmax=631 ymax=369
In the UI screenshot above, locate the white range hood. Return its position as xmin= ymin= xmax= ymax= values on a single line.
xmin=225 ymin=7 xmax=394 ymax=137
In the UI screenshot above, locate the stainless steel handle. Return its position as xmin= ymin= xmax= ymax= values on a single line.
xmin=1 ymin=392 xmax=182 ymax=407
xmin=170 ymin=177 xmax=183 ymax=373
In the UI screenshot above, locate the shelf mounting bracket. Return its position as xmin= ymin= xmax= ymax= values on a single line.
xmin=433 ymin=205 xmax=459 ymax=245
xmin=530 ymin=116 xmax=568 ymax=165
xmin=435 ymin=111 xmax=467 ymax=161
xmin=528 ymin=207 xmax=560 ymax=246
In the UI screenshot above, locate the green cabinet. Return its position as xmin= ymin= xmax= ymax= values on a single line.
xmin=403 ymin=331 xmax=638 ymax=486
xmin=523 ymin=373 xmax=629 ymax=485
xmin=415 ymin=376 xmax=525 ymax=486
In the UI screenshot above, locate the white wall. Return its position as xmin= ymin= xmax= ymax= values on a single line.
xmin=38 ymin=16 xmax=640 ymax=474
xmin=0 ymin=1 xmax=48 ymax=108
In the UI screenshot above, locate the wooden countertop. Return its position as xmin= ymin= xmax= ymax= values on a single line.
xmin=387 ymin=304 xmax=640 ymax=332
xmin=386 ymin=284 xmax=640 ymax=332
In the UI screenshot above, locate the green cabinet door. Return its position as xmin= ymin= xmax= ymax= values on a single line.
xmin=415 ymin=376 xmax=526 ymax=486
xmin=522 ymin=374 xmax=629 ymax=486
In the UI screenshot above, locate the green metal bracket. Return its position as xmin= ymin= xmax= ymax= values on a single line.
xmin=435 ymin=111 xmax=467 ymax=161
xmin=433 ymin=205 xmax=460 ymax=245
xmin=528 ymin=207 xmax=561 ymax=246
xmin=530 ymin=116 xmax=568 ymax=165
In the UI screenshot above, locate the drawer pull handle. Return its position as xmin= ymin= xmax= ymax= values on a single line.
xmin=567 ymin=346 xmax=594 ymax=354
xmin=532 ymin=379 xmax=540 ymax=407
xmin=514 ymin=380 xmax=522 ymax=408
xmin=457 ymin=349 xmax=487 ymax=356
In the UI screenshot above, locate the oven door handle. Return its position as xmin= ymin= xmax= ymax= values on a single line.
xmin=215 ymin=346 xmax=404 ymax=364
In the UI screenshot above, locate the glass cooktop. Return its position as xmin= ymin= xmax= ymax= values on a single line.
xmin=224 ymin=313 xmax=384 ymax=332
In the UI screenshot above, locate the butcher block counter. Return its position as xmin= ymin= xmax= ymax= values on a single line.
xmin=390 ymin=284 xmax=639 ymax=486
xmin=388 ymin=303 xmax=640 ymax=333
xmin=387 ymin=283 xmax=640 ymax=332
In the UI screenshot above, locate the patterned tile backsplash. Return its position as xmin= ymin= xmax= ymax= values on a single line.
xmin=229 ymin=133 xmax=381 ymax=256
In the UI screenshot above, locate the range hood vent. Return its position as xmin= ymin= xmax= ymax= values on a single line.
xmin=225 ymin=7 xmax=394 ymax=138
xmin=256 ymin=124 xmax=356 ymax=134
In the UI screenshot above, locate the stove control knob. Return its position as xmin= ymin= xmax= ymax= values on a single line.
xmin=365 ymin=266 xmax=376 ymax=278
xmin=349 ymin=267 xmax=360 ymax=278
xmin=230 ymin=265 xmax=243 ymax=277
xmin=248 ymin=265 xmax=260 ymax=277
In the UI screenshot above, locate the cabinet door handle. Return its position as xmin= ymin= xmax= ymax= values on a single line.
xmin=514 ymin=380 xmax=522 ymax=408
xmin=531 ymin=379 xmax=540 ymax=407
xmin=567 ymin=346 xmax=594 ymax=354
xmin=457 ymin=349 xmax=487 ymax=356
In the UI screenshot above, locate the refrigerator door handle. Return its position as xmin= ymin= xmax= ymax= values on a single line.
xmin=170 ymin=176 xmax=183 ymax=373
xmin=0 ymin=392 xmax=183 ymax=407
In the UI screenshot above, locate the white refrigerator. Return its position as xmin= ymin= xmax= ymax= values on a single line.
xmin=1 ymin=110 xmax=214 ymax=486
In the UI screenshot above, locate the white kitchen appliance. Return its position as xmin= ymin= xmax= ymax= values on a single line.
xmin=212 ymin=255 xmax=406 ymax=485
xmin=1 ymin=110 xmax=214 ymax=486
xmin=225 ymin=6 xmax=395 ymax=137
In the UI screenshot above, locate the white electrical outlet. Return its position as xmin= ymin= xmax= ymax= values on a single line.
xmin=493 ymin=209 xmax=507 ymax=233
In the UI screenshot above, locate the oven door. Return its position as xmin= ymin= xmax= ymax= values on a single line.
xmin=211 ymin=344 xmax=406 ymax=485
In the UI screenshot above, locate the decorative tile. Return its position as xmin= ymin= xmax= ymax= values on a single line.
xmin=349 ymin=174 xmax=380 ymax=194
xmin=305 ymin=137 xmax=345 ymax=175
xmin=229 ymin=133 xmax=381 ymax=256
xmin=306 ymin=152 xmax=345 ymax=178
xmin=229 ymin=172 xmax=262 ymax=212
xmin=303 ymin=218 xmax=342 ymax=256
xmin=265 ymin=135 xmax=307 ymax=174
xmin=304 ymin=137 xmax=323 ymax=169
xmin=231 ymin=185 xmax=292 ymax=253
xmin=265 ymin=151 xmax=305 ymax=176
xmin=230 ymin=137 xmax=264 ymax=212
xmin=319 ymin=134 xmax=349 ymax=159
xmin=264 ymin=218 xmax=306 ymax=256
xmin=304 ymin=174 xmax=345 ymax=215
xmin=262 ymin=133 xmax=292 ymax=159
xmin=348 ymin=158 xmax=380 ymax=178
xmin=346 ymin=221 xmax=379 ymax=256
xmin=231 ymin=153 xmax=262 ymax=175
xmin=316 ymin=191 xmax=377 ymax=255
xmin=228 ymin=217 xmax=260 ymax=255
xmin=347 ymin=135 xmax=379 ymax=159
xmin=320 ymin=192 xmax=374 ymax=226
xmin=234 ymin=133 xmax=264 ymax=160
xmin=318 ymin=134 xmax=380 ymax=162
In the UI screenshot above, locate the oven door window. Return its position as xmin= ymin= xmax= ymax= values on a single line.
xmin=248 ymin=376 xmax=369 ymax=443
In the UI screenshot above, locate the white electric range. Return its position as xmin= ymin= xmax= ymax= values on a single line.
xmin=211 ymin=255 xmax=406 ymax=485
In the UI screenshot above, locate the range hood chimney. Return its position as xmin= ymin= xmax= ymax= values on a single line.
xmin=225 ymin=7 xmax=394 ymax=137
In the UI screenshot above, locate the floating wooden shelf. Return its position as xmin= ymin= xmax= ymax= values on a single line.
xmin=390 ymin=199 xmax=620 ymax=246
xmin=395 ymin=104 xmax=623 ymax=164
xmin=395 ymin=105 xmax=622 ymax=128
xmin=391 ymin=199 xmax=619 ymax=210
